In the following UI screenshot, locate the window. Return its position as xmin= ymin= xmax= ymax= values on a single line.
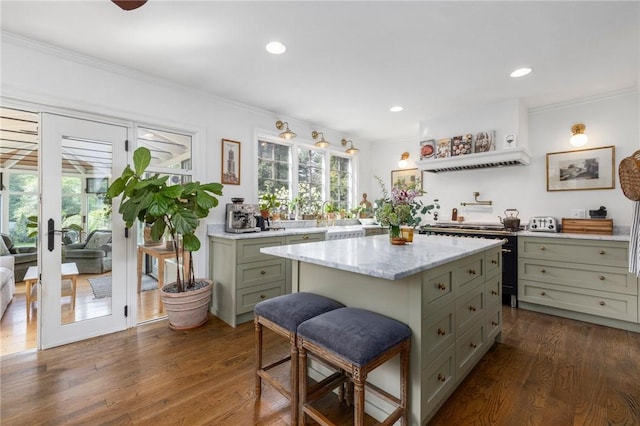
xmin=257 ymin=141 xmax=291 ymax=211
xmin=7 ymin=172 xmax=38 ymax=245
xmin=330 ymin=155 xmax=352 ymax=212
xmin=297 ymin=147 xmax=324 ymax=215
xmin=257 ymin=138 xmax=356 ymax=216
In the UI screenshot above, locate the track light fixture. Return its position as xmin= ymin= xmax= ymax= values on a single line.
xmin=311 ymin=130 xmax=330 ymax=148
xmin=341 ymin=139 xmax=359 ymax=154
xmin=275 ymin=120 xmax=296 ymax=139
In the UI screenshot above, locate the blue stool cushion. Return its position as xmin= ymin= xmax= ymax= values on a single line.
xmin=254 ymin=292 xmax=344 ymax=333
xmin=297 ymin=307 xmax=411 ymax=367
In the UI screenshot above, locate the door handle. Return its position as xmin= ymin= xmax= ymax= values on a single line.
xmin=47 ymin=218 xmax=66 ymax=252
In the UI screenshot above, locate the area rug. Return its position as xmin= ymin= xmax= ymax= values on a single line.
xmin=88 ymin=275 xmax=158 ymax=299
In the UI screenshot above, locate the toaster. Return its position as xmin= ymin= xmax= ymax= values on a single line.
xmin=528 ymin=216 xmax=559 ymax=232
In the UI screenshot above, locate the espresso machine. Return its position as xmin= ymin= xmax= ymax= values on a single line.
xmin=225 ymin=198 xmax=260 ymax=233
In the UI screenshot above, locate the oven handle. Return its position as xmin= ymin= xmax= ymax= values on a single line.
xmin=502 ymin=248 xmax=512 ymax=253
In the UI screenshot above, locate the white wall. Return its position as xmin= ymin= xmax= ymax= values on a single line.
xmin=0 ymin=35 xmax=368 ymax=277
xmin=372 ymin=90 xmax=639 ymax=227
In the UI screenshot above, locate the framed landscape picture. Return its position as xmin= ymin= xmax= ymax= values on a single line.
xmin=391 ymin=168 xmax=421 ymax=191
xmin=452 ymin=134 xmax=473 ymax=156
xmin=221 ymin=139 xmax=241 ymax=185
xmin=419 ymin=139 xmax=436 ymax=160
xmin=546 ymin=145 xmax=615 ymax=191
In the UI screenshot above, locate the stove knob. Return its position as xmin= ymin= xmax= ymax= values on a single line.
xmin=548 ymin=224 xmax=554 ymax=229
xmin=531 ymin=224 xmax=537 ymax=229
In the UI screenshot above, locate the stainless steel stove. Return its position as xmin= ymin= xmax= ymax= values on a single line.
xmin=419 ymin=223 xmax=519 ymax=307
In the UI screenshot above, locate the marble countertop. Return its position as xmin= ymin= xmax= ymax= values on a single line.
xmin=518 ymin=230 xmax=630 ymax=242
xmin=261 ymin=234 xmax=504 ymax=280
xmin=207 ymin=224 xmax=383 ymax=240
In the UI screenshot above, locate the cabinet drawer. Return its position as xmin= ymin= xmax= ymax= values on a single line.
xmin=422 ymin=305 xmax=455 ymax=365
xmin=519 ymin=237 xmax=628 ymax=267
xmin=236 ymin=281 xmax=285 ymax=314
xmin=422 ymin=344 xmax=456 ymax=415
xmin=285 ymin=233 xmax=325 ymax=244
xmin=236 ymin=259 xmax=286 ymax=289
xmin=486 ymin=275 xmax=502 ymax=307
xmin=423 ymin=269 xmax=454 ymax=311
xmin=456 ymin=323 xmax=485 ymax=379
xmin=486 ymin=305 xmax=502 ymax=342
xmin=456 ymin=283 xmax=484 ymax=334
xmin=485 ymin=248 xmax=502 ymax=278
xmin=236 ymin=237 xmax=285 ymax=264
xmin=453 ymin=253 xmax=484 ymax=295
xmin=519 ymin=280 xmax=638 ymax=322
xmin=519 ymin=259 xmax=636 ymax=295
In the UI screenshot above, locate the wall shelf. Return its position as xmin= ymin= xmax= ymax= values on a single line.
xmin=417 ymin=147 xmax=531 ymax=173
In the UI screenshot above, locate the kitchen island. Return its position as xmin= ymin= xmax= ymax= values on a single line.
xmin=261 ymin=234 xmax=504 ymax=425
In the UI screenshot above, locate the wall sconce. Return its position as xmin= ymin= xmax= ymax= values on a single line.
xmin=570 ymin=123 xmax=588 ymax=147
xmin=341 ymin=139 xmax=359 ymax=154
xmin=311 ymin=130 xmax=330 ymax=148
xmin=275 ymin=120 xmax=296 ymax=139
xmin=398 ymin=152 xmax=410 ymax=168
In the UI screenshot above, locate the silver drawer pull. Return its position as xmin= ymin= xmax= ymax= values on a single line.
xmin=437 ymin=373 xmax=446 ymax=382
xmin=599 ymin=275 xmax=605 ymax=281
xmin=469 ymin=342 xmax=477 ymax=349
xmin=468 ymin=305 xmax=476 ymax=312
xmin=437 ymin=328 xmax=446 ymax=336
xmin=501 ymin=248 xmax=512 ymax=253
xmin=599 ymin=250 xmax=606 ymax=255
xmin=599 ymin=301 xmax=605 ymax=306
xmin=260 ymin=270 xmax=266 ymax=275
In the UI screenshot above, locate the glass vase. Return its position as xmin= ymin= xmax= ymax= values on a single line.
xmin=389 ymin=224 xmax=405 ymax=245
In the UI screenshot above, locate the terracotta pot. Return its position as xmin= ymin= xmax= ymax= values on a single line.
xmin=160 ymin=279 xmax=213 ymax=330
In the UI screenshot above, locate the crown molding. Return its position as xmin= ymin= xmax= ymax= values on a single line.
xmin=528 ymin=87 xmax=639 ymax=114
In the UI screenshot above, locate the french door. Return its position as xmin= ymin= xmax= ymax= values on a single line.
xmin=39 ymin=113 xmax=128 ymax=349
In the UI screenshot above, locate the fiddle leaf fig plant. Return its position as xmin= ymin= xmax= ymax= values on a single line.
xmin=106 ymin=147 xmax=223 ymax=292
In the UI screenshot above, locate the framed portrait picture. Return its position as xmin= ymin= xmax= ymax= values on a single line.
xmin=86 ymin=177 xmax=108 ymax=194
xmin=391 ymin=168 xmax=422 ymax=191
xmin=474 ymin=130 xmax=495 ymax=153
xmin=436 ymin=138 xmax=451 ymax=158
xmin=419 ymin=139 xmax=435 ymax=160
xmin=221 ymin=139 xmax=241 ymax=185
xmin=546 ymin=145 xmax=615 ymax=191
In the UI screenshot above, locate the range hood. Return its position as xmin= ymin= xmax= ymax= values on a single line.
xmin=417 ymin=147 xmax=531 ymax=173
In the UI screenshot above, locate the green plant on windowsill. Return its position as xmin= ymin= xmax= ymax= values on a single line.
xmin=259 ymin=193 xmax=281 ymax=217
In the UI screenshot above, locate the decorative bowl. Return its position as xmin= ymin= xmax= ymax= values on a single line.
xmin=358 ymin=218 xmax=376 ymax=225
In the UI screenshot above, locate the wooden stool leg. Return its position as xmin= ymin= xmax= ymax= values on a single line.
xmin=401 ymin=343 xmax=409 ymax=425
xmin=290 ymin=334 xmax=299 ymax=425
xmin=254 ymin=318 xmax=262 ymax=398
xmin=298 ymin=342 xmax=308 ymax=426
xmin=353 ymin=368 xmax=365 ymax=426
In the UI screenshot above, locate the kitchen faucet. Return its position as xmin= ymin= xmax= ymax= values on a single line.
xmin=317 ymin=200 xmax=333 ymax=227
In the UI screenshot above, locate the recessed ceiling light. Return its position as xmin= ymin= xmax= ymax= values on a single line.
xmin=266 ymin=41 xmax=286 ymax=55
xmin=510 ymin=67 xmax=532 ymax=78
xmin=390 ymin=106 xmax=404 ymax=112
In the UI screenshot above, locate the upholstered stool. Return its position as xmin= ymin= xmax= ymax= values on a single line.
xmin=254 ymin=292 xmax=344 ymax=423
xmin=297 ymin=307 xmax=411 ymax=426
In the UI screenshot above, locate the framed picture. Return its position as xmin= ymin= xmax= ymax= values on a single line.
xmin=221 ymin=139 xmax=240 ymax=185
xmin=474 ymin=130 xmax=495 ymax=153
xmin=452 ymin=134 xmax=473 ymax=156
xmin=546 ymin=145 xmax=615 ymax=191
xmin=391 ymin=168 xmax=422 ymax=191
xmin=419 ymin=139 xmax=435 ymax=160
xmin=436 ymin=138 xmax=451 ymax=158
xmin=86 ymin=177 xmax=108 ymax=194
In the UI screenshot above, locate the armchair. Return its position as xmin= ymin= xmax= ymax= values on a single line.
xmin=63 ymin=229 xmax=112 ymax=274
xmin=0 ymin=233 xmax=37 ymax=282
xmin=1 ymin=255 xmax=15 ymax=319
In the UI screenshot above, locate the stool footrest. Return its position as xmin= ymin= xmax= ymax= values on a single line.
xmin=366 ymin=381 xmax=401 ymax=406
xmin=306 ymin=371 xmax=347 ymax=403
xmin=261 ymin=355 xmax=291 ymax=372
xmin=257 ymin=370 xmax=291 ymax=398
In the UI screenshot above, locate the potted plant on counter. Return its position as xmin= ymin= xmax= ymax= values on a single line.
xmin=106 ymin=147 xmax=224 ymax=330
xmin=259 ymin=192 xmax=281 ymax=220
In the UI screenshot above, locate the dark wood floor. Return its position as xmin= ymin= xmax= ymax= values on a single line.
xmin=1 ymin=306 xmax=638 ymax=425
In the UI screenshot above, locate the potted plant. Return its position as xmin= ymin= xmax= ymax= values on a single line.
xmin=106 ymin=147 xmax=223 ymax=330
xmin=259 ymin=193 xmax=281 ymax=219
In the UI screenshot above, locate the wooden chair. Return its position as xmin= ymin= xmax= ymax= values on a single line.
xmin=297 ymin=307 xmax=411 ymax=425
xmin=254 ymin=292 xmax=344 ymax=423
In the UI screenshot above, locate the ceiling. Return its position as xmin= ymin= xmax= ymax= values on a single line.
xmin=1 ymin=1 xmax=638 ymax=144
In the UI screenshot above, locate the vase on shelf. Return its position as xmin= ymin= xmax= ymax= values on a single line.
xmin=389 ymin=224 xmax=406 ymax=245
